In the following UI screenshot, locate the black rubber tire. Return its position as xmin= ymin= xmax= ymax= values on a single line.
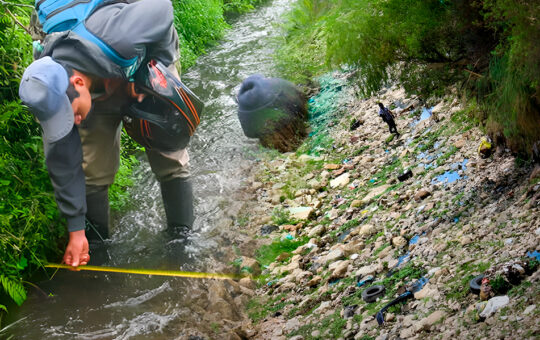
xmin=362 ymin=285 xmax=386 ymax=303
xmin=469 ymin=274 xmax=484 ymax=295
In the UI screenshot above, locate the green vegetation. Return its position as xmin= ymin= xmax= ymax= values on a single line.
xmin=255 ymin=236 xmax=308 ymax=267
xmin=0 ymin=0 xmax=267 ymax=319
xmin=271 ymin=207 xmax=295 ymax=225
xmin=247 ymin=292 xmax=292 ymax=322
xmin=287 ymin=309 xmax=347 ymax=339
xmin=276 ymin=0 xmax=540 ymax=157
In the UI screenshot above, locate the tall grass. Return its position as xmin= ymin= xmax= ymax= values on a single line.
xmin=276 ymin=0 xmax=540 ymax=156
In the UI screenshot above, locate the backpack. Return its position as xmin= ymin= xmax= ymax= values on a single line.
xmin=34 ymin=0 xmax=141 ymax=77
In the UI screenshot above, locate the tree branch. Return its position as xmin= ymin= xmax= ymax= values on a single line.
xmin=2 ymin=6 xmax=32 ymax=35
xmin=0 ymin=0 xmax=34 ymax=9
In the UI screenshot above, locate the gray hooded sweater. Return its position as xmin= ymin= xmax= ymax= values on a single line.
xmin=38 ymin=0 xmax=180 ymax=232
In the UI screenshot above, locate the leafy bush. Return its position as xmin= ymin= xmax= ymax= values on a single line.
xmin=172 ymin=0 xmax=229 ymax=69
xmin=277 ymin=0 xmax=540 ymax=156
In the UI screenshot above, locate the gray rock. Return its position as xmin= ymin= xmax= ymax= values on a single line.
xmin=308 ymin=225 xmax=326 ymax=237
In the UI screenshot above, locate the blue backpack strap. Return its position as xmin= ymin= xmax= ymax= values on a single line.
xmin=35 ymin=0 xmax=141 ymax=78
xmin=71 ymin=24 xmax=138 ymax=68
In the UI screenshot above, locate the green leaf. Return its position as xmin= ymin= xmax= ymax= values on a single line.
xmin=0 ymin=274 xmax=27 ymax=306
xmin=17 ymin=256 xmax=28 ymax=270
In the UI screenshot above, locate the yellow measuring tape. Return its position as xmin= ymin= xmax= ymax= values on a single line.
xmin=45 ymin=263 xmax=247 ymax=280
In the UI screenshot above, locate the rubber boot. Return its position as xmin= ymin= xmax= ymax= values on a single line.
xmin=85 ymin=185 xmax=110 ymax=242
xmin=160 ymin=177 xmax=194 ymax=239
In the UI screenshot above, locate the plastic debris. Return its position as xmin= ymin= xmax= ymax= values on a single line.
xmin=478 ymin=137 xmax=492 ymax=158
xmin=479 ymin=295 xmax=509 ymax=319
xmin=376 ymin=277 xmax=428 ymax=325
xmin=356 ymin=275 xmax=374 ymax=287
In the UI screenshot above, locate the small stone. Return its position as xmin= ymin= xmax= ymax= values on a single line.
xmin=362 ymin=185 xmax=391 ymax=203
xmin=454 ymin=139 xmax=466 ymax=149
xmin=289 ymin=206 xmax=314 ymax=220
xmin=307 ymin=275 xmax=322 ymax=287
xmin=331 ymin=173 xmax=351 ymax=188
xmin=392 ymin=236 xmax=407 ymax=248
xmin=330 ymin=260 xmax=350 ymax=279
xmin=358 ymin=224 xmax=377 ymax=237
xmin=350 ymin=200 xmax=362 ymax=208
xmin=414 ymin=189 xmax=431 ymax=202
xmin=460 ymin=236 xmax=472 ymax=245
xmin=413 ymin=284 xmax=439 ymax=300
xmin=324 ymin=249 xmax=345 ymax=264
xmin=523 ymin=304 xmax=536 ymax=315
xmin=324 ymin=163 xmax=341 ymax=170
xmin=308 ymin=225 xmax=326 ymax=238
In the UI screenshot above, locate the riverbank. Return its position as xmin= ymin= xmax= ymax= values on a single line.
xmin=227 ymin=71 xmax=539 ymax=339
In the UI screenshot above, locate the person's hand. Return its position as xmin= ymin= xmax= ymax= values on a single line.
xmin=63 ymin=230 xmax=90 ymax=269
xmin=127 ymin=82 xmax=146 ymax=103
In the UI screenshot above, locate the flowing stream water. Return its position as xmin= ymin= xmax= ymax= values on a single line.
xmin=3 ymin=0 xmax=292 ymax=338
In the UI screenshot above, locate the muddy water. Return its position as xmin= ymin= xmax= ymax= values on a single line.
xmin=3 ymin=1 xmax=291 ymax=338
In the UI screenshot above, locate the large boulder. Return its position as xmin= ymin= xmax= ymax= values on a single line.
xmin=237 ymin=74 xmax=308 ymax=152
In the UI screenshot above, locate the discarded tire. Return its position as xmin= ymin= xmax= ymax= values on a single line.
xmin=469 ymin=274 xmax=484 ymax=295
xmin=397 ymin=169 xmax=413 ymax=182
xmin=362 ymin=285 xmax=385 ymax=303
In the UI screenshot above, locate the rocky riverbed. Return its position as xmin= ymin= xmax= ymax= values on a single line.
xmin=194 ymin=72 xmax=539 ymax=340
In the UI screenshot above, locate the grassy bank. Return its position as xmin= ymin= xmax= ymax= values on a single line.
xmin=275 ymin=0 xmax=540 ymax=158
xmin=0 ymin=0 xmax=267 ymax=322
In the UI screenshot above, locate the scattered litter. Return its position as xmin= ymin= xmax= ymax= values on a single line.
xmin=260 ymin=224 xmax=279 ymax=235
xmin=479 ymin=295 xmax=509 ymax=319
xmin=478 ymin=137 xmax=492 ymax=158
xmin=527 ymin=250 xmax=540 ymax=261
xmin=376 ymin=277 xmax=428 ymax=325
xmin=361 ymin=285 xmax=385 ymax=303
xmin=397 ymin=169 xmax=413 ymax=182
xmin=356 ymin=275 xmax=374 ymax=287
xmin=469 ymin=274 xmax=484 ymax=295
